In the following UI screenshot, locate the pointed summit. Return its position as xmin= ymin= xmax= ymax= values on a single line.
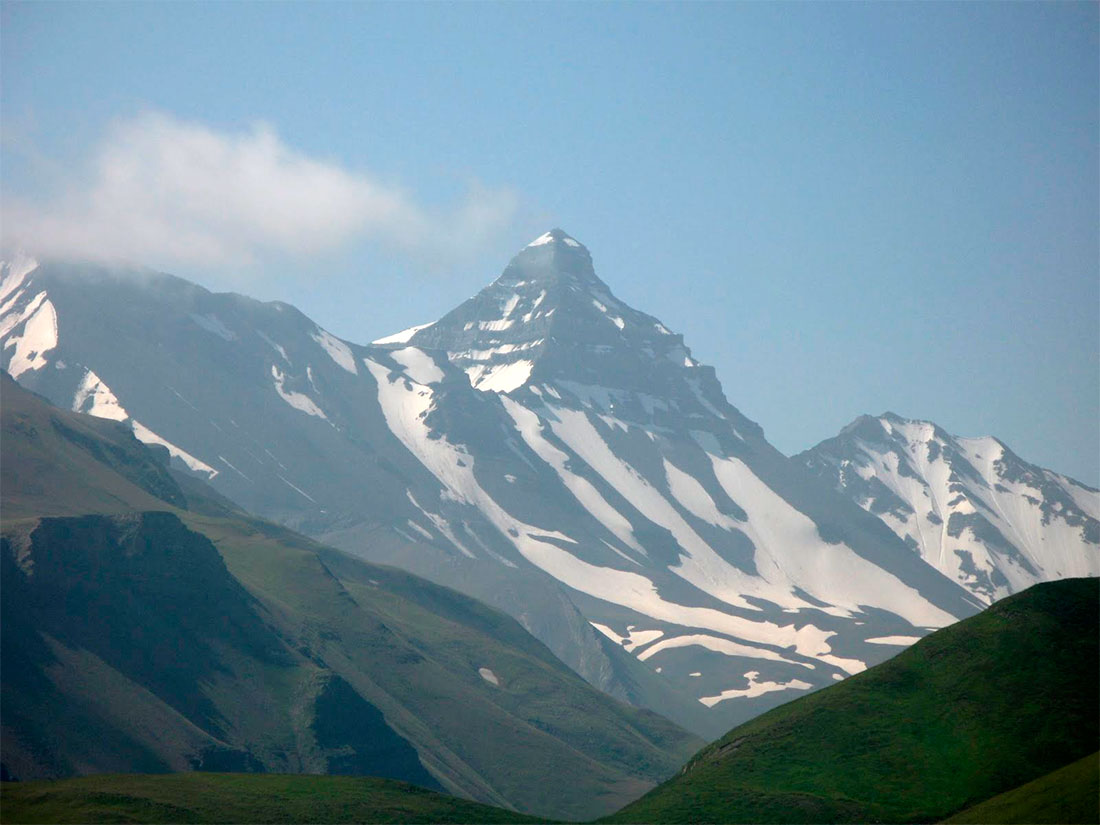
xmin=524 ymin=228 xmax=586 ymax=250
xmin=395 ymin=232 xmax=739 ymax=427
xmin=493 ymin=228 xmax=599 ymax=294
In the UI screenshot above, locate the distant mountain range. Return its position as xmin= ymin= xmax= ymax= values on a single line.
xmin=2 ymin=231 xmax=1096 ymax=738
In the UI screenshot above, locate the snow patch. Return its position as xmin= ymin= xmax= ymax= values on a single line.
xmin=311 ymin=328 xmax=357 ymax=374
xmin=637 ymin=634 xmax=810 ymax=669
xmin=589 ymin=623 xmax=664 ymax=652
xmin=391 ymin=347 xmax=445 ymax=385
xmin=699 ymin=671 xmax=813 ymax=707
xmin=663 ymin=459 xmax=741 ymax=530
xmin=72 ymin=370 xmax=129 ymax=421
xmin=527 ymin=232 xmax=555 ymax=247
xmin=478 ymin=667 xmax=500 ymax=686
xmin=500 ymin=293 xmax=521 ymax=319
xmin=131 ymin=420 xmax=218 ymax=479
xmin=271 ymin=365 xmax=327 ymax=418
xmin=256 ymin=331 xmax=290 ymax=362
xmin=406 ymin=520 xmax=434 ymax=540
xmin=3 ymin=291 xmax=58 ymax=378
xmin=590 ymin=622 xmax=625 ymax=646
xmin=466 ymin=359 xmax=534 ymax=393
xmin=864 ymin=635 xmax=923 ymax=646
xmin=503 ymin=397 xmax=644 ymax=554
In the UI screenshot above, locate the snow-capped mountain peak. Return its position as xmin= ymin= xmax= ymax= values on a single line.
xmin=800 ymin=412 xmax=1099 ymax=603
xmin=525 ymin=227 xmax=587 ymax=250
xmin=382 ymin=232 xmax=732 ymax=423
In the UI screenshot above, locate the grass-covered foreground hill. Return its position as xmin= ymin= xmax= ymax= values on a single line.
xmin=0 ymin=772 xmax=547 ymax=824
xmin=0 ymin=372 xmax=701 ymax=821
xmin=606 ymin=576 xmax=1098 ymax=824
xmin=944 ymin=751 xmax=1098 ymax=824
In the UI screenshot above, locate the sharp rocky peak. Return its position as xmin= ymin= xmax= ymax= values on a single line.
xmin=396 ymin=231 xmax=737 ymax=424
xmin=494 ymin=228 xmax=602 ymax=292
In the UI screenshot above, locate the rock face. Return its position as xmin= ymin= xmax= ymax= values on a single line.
xmin=0 ymin=233 xmax=1032 ymax=738
xmin=799 ymin=413 xmax=1099 ymax=604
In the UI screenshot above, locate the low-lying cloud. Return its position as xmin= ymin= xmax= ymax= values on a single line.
xmin=2 ymin=111 xmax=518 ymax=271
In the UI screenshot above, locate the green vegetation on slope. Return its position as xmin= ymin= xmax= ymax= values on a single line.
xmin=606 ymin=577 xmax=1099 ymax=824
xmin=944 ymin=751 xmax=1099 ymax=825
xmin=0 ymin=773 xmax=547 ymax=824
xmin=186 ymin=510 xmax=698 ymax=819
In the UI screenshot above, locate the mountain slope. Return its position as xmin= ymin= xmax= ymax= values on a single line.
xmin=1 ymin=238 xmax=985 ymax=737
xmin=605 ymin=577 xmax=1099 ymax=824
xmin=0 ymin=372 xmax=701 ymax=820
xmin=0 ymin=773 xmax=547 ymax=824
xmin=0 ymin=255 xmax=691 ymax=732
xmin=943 ymin=751 xmax=1099 ymax=825
xmin=800 ymin=413 xmax=1099 ymax=603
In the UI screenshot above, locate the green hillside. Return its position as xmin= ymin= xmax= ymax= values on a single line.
xmin=944 ymin=751 xmax=1098 ymax=825
xmin=0 ymin=372 xmax=701 ymax=820
xmin=0 ymin=772 xmax=547 ymax=824
xmin=605 ymin=577 xmax=1099 ymax=824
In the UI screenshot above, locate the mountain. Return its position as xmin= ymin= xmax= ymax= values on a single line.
xmin=0 ymin=372 xmax=702 ymax=821
xmin=605 ymin=577 xmax=1100 ymax=824
xmin=799 ymin=413 xmax=1099 ymax=604
xmin=1 ymin=235 xmax=987 ymax=737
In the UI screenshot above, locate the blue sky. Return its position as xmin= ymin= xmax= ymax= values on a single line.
xmin=3 ymin=1 xmax=1097 ymax=482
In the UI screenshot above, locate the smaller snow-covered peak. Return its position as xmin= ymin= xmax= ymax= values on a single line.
xmin=525 ymin=228 xmax=585 ymax=249
xmin=840 ymin=412 xmax=954 ymax=447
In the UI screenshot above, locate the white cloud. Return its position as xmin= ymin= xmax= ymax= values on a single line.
xmin=1 ymin=111 xmax=518 ymax=270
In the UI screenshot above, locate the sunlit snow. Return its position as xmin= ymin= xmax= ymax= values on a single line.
xmin=271 ymin=365 xmax=327 ymax=418
xmin=311 ymin=328 xmax=358 ymax=374
xmin=391 ymin=347 xmax=444 ymax=385
xmin=466 ymin=359 xmax=534 ymax=393
xmin=72 ymin=370 xmax=129 ymax=421
xmin=2 ymin=291 xmax=58 ymax=379
xmin=699 ymin=671 xmax=813 ymax=707
xmin=131 ymin=420 xmax=218 ymax=478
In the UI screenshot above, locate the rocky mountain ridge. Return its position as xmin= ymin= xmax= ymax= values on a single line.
xmin=3 ymin=232 xmax=1093 ymax=737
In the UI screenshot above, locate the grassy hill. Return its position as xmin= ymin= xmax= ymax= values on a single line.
xmin=0 ymin=773 xmax=547 ymax=824
xmin=0 ymin=372 xmax=701 ymax=820
xmin=605 ymin=577 xmax=1099 ymax=824
xmin=943 ymin=751 xmax=1098 ymax=825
